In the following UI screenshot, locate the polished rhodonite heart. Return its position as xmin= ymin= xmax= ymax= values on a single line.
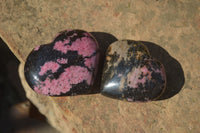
xmin=24 ymin=29 xmax=99 ymax=96
xmin=101 ymin=40 xmax=166 ymax=102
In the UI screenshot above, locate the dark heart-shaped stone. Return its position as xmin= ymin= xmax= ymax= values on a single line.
xmin=101 ymin=40 xmax=166 ymax=102
xmin=24 ymin=29 xmax=99 ymax=96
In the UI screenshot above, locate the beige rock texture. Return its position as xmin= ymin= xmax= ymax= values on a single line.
xmin=0 ymin=0 xmax=200 ymax=133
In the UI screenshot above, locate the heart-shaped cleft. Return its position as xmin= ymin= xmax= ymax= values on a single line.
xmin=24 ymin=29 xmax=100 ymax=96
xmin=101 ymin=40 xmax=166 ymax=102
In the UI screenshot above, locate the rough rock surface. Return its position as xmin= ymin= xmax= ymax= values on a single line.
xmin=0 ymin=0 xmax=200 ymax=132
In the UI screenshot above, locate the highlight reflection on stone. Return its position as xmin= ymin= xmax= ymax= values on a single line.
xmin=24 ymin=29 xmax=99 ymax=96
xmin=101 ymin=40 xmax=166 ymax=102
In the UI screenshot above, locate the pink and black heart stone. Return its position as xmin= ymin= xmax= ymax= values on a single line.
xmin=24 ymin=29 xmax=99 ymax=96
xmin=101 ymin=40 xmax=166 ymax=102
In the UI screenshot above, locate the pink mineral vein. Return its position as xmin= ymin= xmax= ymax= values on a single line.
xmin=83 ymin=32 xmax=91 ymax=37
xmin=34 ymin=46 xmax=40 ymax=51
xmin=145 ymin=59 xmax=165 ymax=78
xmin=39 ymin=61 xmax=60 ymax=76
xmin=69 ymin=33 xmax=77 ymax=38
xmin=150 ymin=63 xmax=165 ymax=79
xmin=53 ymin=39 xmax=70 ymax=53
xmin=127 ymin=98 xmax=134 ymax=102
xmin=128 ymin=66 xmax=152 ymax=88
xmin=53 ymin=37 xmax=97 ymax=57
xmin=57 ymin=58 xmax=68 ymax=64
xmin=34 ymin=66 xmax=92 ymax=95
xmin=141 ymin=66 xmax=148 ymax=75
xmin=160 ymin=65 xmax=166 ymax=80
xmin=84 ymin=56 xmax=96 ymax=69
xmin=118 ymin=74 xmax=122 ymax=77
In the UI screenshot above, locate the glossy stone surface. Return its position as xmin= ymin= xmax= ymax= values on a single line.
xmin=101 ymin=40 xmax=166 ymax=102
xmin=24 ymin=30 xmax=99 ymax=96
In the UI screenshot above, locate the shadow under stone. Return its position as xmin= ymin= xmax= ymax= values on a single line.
xmin=89 ymin=32 xmax=118 ymax=94
xmin=142 ymin=41 xmax=185 ymax=100
xmin=88 ymin=33 xmax=185 ymax=100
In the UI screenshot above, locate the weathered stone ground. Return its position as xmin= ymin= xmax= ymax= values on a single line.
xmin=0 ymin=38 xmax=58 ymax=133
xmin=0 ymin=0 xmax=200 ymax=132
